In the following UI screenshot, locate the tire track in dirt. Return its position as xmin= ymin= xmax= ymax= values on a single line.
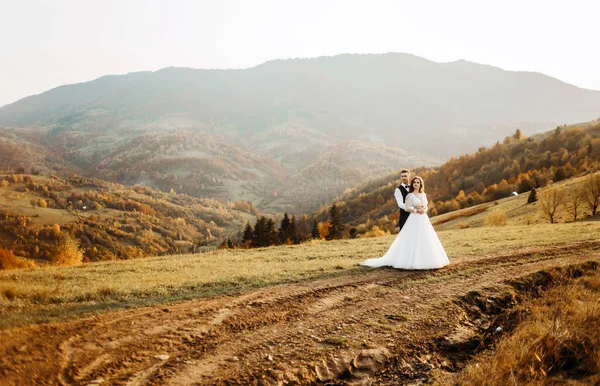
xmin=0 ymin=241 xmax=599 ymax=385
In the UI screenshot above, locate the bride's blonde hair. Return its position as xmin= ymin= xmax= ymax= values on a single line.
xmin=409 ymin=176 xmax=425 ymax=193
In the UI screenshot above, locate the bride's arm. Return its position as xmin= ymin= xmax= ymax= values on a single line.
xmin=422 ymin=193 xmax=428 ymax=212
xmin=405 ymin=194 xmax=416 ymax=213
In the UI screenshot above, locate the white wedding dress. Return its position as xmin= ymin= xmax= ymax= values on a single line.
xmin=360 ymin=192 xmax=449 ymax=270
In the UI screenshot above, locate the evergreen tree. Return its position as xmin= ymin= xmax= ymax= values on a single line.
xmin=242 ymin=221 xmax=253 ymax=244
xmin=290 ymin=215 xmax=298 ymax=244
xmin=311 ymin=219 xmax=320 ymax=239
xmin=279 ymin=213 xmax=291 ymax=243
xmin=252 ymin=217 xmax=268 ymax=247
xmin=327 ymin=204 xmax=343 ymax=240
xmin=527 ymin=188 xmax=538 ymax=203
xmin=266 ymin=218 xmax=279 ymax=246
xmin=513 ymin=129 xmax=526 ymax=140
xmin=298 ymin=214 xmax=311 ymax=243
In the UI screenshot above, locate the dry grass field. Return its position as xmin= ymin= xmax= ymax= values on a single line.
xmin=1 ymin=221 xmax=598 ymax=330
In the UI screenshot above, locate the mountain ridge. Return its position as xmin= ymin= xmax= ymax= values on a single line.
xmin=2 ymin=52 xmax=599 ymax=213
xmin=2 ymin=53 xmax=598 ymax=132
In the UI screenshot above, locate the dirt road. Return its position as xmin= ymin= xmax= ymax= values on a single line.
xmin=1 ymin=241 xmax=599 ymax=385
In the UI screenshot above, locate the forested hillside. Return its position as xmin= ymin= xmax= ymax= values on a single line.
xmin=314 ymin=120 xmax=600 ymax=234
xmin=0 ymin=172 xmax=254 ymax=265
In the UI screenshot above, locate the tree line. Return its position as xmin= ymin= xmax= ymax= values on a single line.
xmin=221 ymin=205 xmax=344 ymax=249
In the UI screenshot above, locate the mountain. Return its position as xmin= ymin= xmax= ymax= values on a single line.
xmin=2 ymin=53 xmax=599 ymax=155
xmin=1 ymin=53 xmax=599 ymax=213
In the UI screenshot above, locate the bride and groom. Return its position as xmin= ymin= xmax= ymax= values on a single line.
xmin=360 ymin=169 xmax=450 ymax=270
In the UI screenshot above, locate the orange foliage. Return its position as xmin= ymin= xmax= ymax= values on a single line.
xmin=318 ymin=221 xmax=331 ymax=239
xmin=0 ymin=248 xmax=35 ymax=270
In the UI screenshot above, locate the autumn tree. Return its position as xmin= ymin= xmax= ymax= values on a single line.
xmin=537 ymin=186 xmax=566 ymax=223
xmin=318 ymin=221 xmax=330 ymax=240
xmin=52 ymin=233 xmax=84 ymax=266
xmin=519 ymin=176 xmax=535 ymax=192
xmin=564 ymin=185 xmax=584 ymax=221
xmin=0 ymin=248 xmax=35 ymax=270
xmin=582 ymin=173 xmax=600 ymax=216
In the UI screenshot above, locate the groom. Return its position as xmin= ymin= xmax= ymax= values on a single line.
xmin=394 ymin=169 xmax=411 ymax=231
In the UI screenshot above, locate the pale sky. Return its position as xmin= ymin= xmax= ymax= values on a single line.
xmin=0 ymin=0 xmax=598 ymax=107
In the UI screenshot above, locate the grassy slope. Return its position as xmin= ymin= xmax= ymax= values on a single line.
xmin=430 ymin=174 xmax=594 ymax=231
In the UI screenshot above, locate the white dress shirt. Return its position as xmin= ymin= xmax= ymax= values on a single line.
xmin=395 ymin=184 xmax=409 ymax=210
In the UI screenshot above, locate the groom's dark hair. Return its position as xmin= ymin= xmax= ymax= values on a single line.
xmin=400 ymin=169 xmax=410 ymax=175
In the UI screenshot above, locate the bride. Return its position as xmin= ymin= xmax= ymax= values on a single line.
xmin=360 ymin=176 xmax=449 ymax=270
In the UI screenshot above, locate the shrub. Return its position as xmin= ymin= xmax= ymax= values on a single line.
xmin=484 ymin=209 xmax=507 ymax=226
xmin=318 ymin=221 xmax=331 ymax=240
xmin=51 ymin=233 xmax=83 ymax=266
xmin=0 ymin=248 xmax=35 ymax=270
xmin=360 ymin=225 xmax=387 ymax=238
xmin=51 ymin=224 xmax=61 ymax=237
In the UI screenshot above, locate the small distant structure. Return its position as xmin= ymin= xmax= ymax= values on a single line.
xmin=82 ymin=205 xmax=87 ymax=210
xmin=511 ymin=191 xmax=519 ymax=196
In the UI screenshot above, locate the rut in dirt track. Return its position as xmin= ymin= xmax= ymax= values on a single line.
xmin=1 ymin=241 xmax=599 ymax=386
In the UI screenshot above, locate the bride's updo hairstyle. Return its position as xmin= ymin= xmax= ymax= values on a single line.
xmin=409 ymin=176 xmax=425 ymax=193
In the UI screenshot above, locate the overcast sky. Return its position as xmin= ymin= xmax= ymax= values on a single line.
xmin=0 ymin=0 xmax=598 ymax=107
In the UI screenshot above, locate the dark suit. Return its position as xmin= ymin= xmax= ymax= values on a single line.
xmin=396 ymin=184 xmax=410 ymax=230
